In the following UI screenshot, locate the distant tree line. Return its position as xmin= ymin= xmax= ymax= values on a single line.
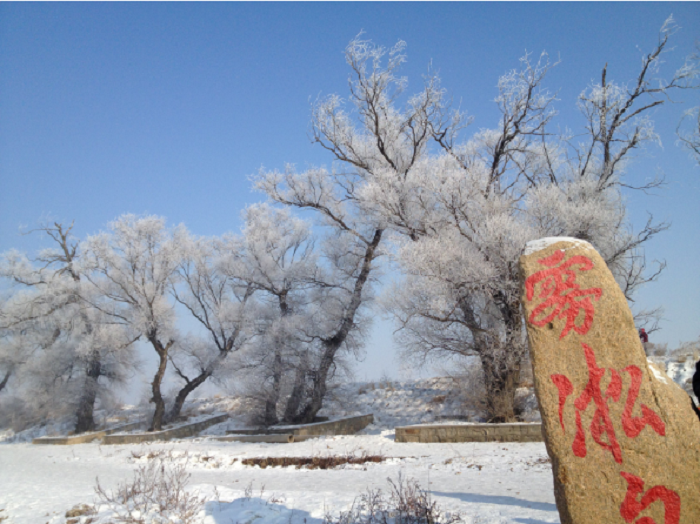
xmin=1 ymin=17 xmax=697 ymax=432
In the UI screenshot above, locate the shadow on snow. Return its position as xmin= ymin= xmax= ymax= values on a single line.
xmin=204 ymin=497 xmax=319 ymax=524
xmin=433 ymin=490 xmax=558 ymax=520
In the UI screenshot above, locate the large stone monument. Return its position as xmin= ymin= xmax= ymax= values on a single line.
xmin=519 ymin=237 xmax=700 ymax=524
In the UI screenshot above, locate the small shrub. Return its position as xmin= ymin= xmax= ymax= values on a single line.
xmin=323 ymin=474 xmax=461 ymax=524
xmin=95 ymin=454 xmax=204 ymax=523
xmin=65 ymin=503 xmax=95 ymax=518
xmin=130 ymin=449 xmax=170 ymax=462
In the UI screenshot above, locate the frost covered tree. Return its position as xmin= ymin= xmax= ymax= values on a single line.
xmin=82 ymin=215 xmax=186 ymax=431
xmin=231 ymin=204 xmax=320 ymax=425
xmin=254 ymin=35 xmax=458 ymax=423
xmin=371 ymin=50 xmax=556 ymax=422
xmin=362 ymin=18 xmax=698 ymax=421
xmin=527 ymin=17 xmax=696 ymax=307
xmin=677 ymin=43 xmax=700 ymax=165
xmin=166 ymin=231 xmax=256 ymax=422
xmin=0 ymin=223 xmax=137 ymax=433
xmin=678 ymin=106 xmax=700 ymax=165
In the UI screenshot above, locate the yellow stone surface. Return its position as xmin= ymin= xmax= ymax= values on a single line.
xmin=519 ymin=238 xmax=700 ymax=524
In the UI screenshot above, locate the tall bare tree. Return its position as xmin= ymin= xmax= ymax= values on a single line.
xmin=254 ymin=35 xmax=459 ymax=423
xmin=166 ymin=232 xmax=256 ymax=422
xmin=83 ymin=215 xmax=185 ymax=431
xmin=0 ymin=223 xmax=136 ymax=433
xmin=373 ymin=18 xmax=698 ymax=421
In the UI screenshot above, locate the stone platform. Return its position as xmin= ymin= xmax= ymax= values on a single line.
xmin=226 ymin=414 xmax=374 ymax=438
xmin=395 ymin=423 xmax=543 ymax=443
xmin=32 ymin=422 xmax=142 ymax=445
xmin=102 ymin=414 xmax=228 ymax=445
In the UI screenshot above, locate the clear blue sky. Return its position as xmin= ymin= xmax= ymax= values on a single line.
xmin=1 ymin=3 xmax=698 ymax=381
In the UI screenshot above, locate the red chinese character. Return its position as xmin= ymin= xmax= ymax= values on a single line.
xmin=621 ymin=365 xmax=666 ymax=439
xmin=620 ymin=471 xmax=680 ymax=524
xmin=550 ymin=343 xmax=665 ymax=464
xmin=551 ymin=374 xmax=573 ymax=431
xmin=525 ymin=250 xmax=603 ymax=339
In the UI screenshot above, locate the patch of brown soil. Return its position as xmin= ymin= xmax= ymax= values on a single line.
xmin=240 ymin=454 xmax=386 ymax=470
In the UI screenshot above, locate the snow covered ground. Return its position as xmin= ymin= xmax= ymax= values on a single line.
xmin=0 ymin=432 xmax=557 ymax=524
xmin=0 ymin=360 xmax=694 ymax=524
xmin=0 ymin=377 xmax=557 ymax=524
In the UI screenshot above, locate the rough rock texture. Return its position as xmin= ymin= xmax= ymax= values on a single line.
xmin=519 ymin=238 xmax=700 ymax=524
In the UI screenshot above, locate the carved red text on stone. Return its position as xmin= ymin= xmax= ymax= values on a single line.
xmin=620 ymin=471 xmax=680 ymax=524
xmin=550 ymin=343 xmax=665 ymax=465
xmin=525 ymin=250 xmax=603 ymax=339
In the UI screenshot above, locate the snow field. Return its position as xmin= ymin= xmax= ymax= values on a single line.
xmin=0 ymin=378 xmax=556 ymax=524
xmin=0 ymin=433 xmax=558 ymax=524
xmin=3 ymin=362 xmax=695 ymax=524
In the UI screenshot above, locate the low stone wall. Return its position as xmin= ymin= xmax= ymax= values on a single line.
xmin=227 ymin=414 xmax=374 ymax=438
xmin=33 ymin=422 xmax=142 ymax=445
xmin=214 ymin=433 xmax=328 ymax=444
xmin=395 ymin=423 xmax=543 ymax=443
xmin=102 ymin=414 xmax=228 ymax=445
xmin=290 ymin=414 xmax=374 ymax=436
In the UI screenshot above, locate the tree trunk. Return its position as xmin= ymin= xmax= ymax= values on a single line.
xmin=479 ymin=349 xmax=520 ymax=423
xmin=148 ymin=333 xmax=172 ymax=432
xmin=290 ymin=344 xmax=336 ymax=424
xmin=165 ymin=369 xmax=212 ymax=423
xmin=291 ymin=229 xmax=383 ymax=424
xmin=166 ymin=326 xmax=242 ymax=423
xmin=265 ymin=293 xmax=294 ymax=423
xmin=282 ymin=353 xmax=309 ymax=423
xmin=459 ymin=292 xmax=525 ymax=423
xmin=263 ymin=349 xmax=283 ymax=426
xmin=0 ymin=366 xmax=13 ymax=393
xmin=485 ymin=292 xmax=526 ymax=422
xmin=165 ymin=346 xmax=234 ymax=423
xmin=74 ymin=350 xmax=102 ymax=434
